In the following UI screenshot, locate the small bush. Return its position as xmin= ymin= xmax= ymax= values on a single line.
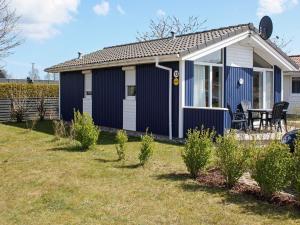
xmin=26 ymin=119 xmax=37 ymax=132
xmin=72 ymin=111 xmax=99 ymax=150
xmin=139 ymin=131 xmax=154 ymax=166
xmin=216 ymin=132 xmax=250 ymax=187
xmin=252 ymin=141 xmax=292 ymax=197
xmin=52 ymin=120 xmax=67 ymax=140
xmin=115 ymin=130 xmax=128 ymax=161
xmin=182 ymin=128 xmax=214 ymax=179
xmin=292 ymin=133 xmax=300 ymax=199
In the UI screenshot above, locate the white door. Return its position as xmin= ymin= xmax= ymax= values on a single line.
xmin=123 ymin=67 xmax=136 ymax=131
xmin=82 ymin=71 xmax=92 ymax=115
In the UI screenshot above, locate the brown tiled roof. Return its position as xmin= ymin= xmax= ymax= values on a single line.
xmin=45 ymin=23 xmax=298 ymax=72
xmin=290 ymin=55 xmax=300 ymax=66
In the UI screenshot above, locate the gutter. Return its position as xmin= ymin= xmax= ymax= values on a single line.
xmin=155 ymin=57 xmax=173 ymax=140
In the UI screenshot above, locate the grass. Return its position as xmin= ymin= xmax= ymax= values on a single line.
xmin=0 ymin=121 xmax=300 ymax=225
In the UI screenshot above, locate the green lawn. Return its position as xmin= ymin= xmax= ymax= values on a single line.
xmin=0 ymin=121 xmax=300 ymax=225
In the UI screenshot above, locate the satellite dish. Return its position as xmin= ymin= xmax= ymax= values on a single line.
xmin=259 ymin=16 xmax=273 ymax=40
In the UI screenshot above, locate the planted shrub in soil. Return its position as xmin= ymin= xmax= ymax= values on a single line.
xmin=252 ymin=141 xmax=292 ymax=197
xmin=115 ymin=130 xmax=128 ymax=161
xmin=72 ymin=111 xmax=100 ymax=150
xmin=292 ymin=134 xmax=300 ymax=199
xmin=182 ymin=128 xmax=214 ymax=179
xmin=216 ymin=132 xmax=250 ymax=188
xmin=139 ymin=131 xmax=154 ymax=166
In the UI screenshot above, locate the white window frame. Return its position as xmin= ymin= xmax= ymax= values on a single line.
xmin=123 ymin=66 xmax=136 ymax=100
xmin=193 ymin=62 xmax=224 ymax=108
xmin=291 ymin=76 xmax=300 ymax=96
xmin=253 ymin=67 xmax=274 ymax=109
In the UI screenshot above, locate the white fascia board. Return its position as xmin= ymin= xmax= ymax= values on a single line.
xmin=122 ymin=66 xmax=136 ymax=71
xmin=250 ymin=34 xmax=297 ymax=71
xmin=46 ymin=54 xmax=179 ymax=73
xmin=182 ymin=31 xmax=250 ymax=61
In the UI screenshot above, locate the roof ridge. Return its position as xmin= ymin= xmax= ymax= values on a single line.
xmin=290 ymin=55 xmax=300 ymax=57
xmin=103 ymin=23 xmax=252 ymax=50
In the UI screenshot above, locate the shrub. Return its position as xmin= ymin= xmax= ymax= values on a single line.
xmin=115 ymin=130 xmax=128 ymax=161
xmin=252 ymin=141 xmax=292 ymax=197
xmin=52 ymin=120 xmax=67 ymax=140
xmin=139 ymin=131 xmax=154 ymax=166
xmin=216 ymin=132 xmax=250 ymax=187
xmin=292 ymin=133 xmax=300 ymax=199
xmin=72 ymin=111 xmax=99 ymax=150
xmin=182 ymin=128 xmax=214 ymax=179
xmin=0 ymin=83 xmax=58 ymax=99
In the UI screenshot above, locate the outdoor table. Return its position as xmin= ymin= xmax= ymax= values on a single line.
xmin=248 ymin=108 xmax=272 ymax=130
xmin=247 ymin=108 xmax=288 ymax=130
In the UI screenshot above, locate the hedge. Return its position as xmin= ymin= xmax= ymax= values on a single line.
xmin=0 ymin=83 xmax=59 ymax=99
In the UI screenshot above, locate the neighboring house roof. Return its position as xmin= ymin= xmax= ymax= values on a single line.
xmin=45 ymin=23 xmax=299 ymax=73
xmin=290 ymin=55 xmax=300 ymax=67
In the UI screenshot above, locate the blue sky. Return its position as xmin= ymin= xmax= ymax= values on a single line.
xmin=4 ymin=0 xmax=300 ymax=79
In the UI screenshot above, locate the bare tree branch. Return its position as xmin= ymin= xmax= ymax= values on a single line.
xmin=0 ymin=0 xmax=21 ymax=59
xmin=271 ymin=35 xmax=293 ymax=54
xmin=136 ymin=16 xmax=207 ymax=41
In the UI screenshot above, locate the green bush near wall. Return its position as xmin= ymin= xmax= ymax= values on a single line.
xmin=0 ymin=83 xmax=59 ymax=99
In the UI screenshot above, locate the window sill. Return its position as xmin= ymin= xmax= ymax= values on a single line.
xmin=183 ymin=106 xmax=229 ymax=111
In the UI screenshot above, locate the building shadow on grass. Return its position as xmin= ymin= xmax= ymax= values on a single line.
xmin=3 ymin=120 xmax=54 ymax=136
xmin=98 ymin=132 xmax=140 ymax=145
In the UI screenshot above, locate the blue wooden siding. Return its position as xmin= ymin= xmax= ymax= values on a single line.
xmin=92 ymin=67 xmax=125 ymax=129
xmin=274 ymin=65 xmax=282 ymax=103
xmin=136 ymin=62 xmax=179 ymax=137
xmin=60 ymin=71 xmax=84 ymax=121
xmin=183 ymin=108 xmax=229 ymax=135
xmin=224 ymin=66 xmax=253 ymax=112
xmin=185 ymin=60 xmax=194 ymax=106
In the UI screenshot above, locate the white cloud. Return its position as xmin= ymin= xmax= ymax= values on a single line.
xmin=117 ymin=4 xmax=125 ymax=15
xmin=11 ymin=0 xmax=80 ymax=40
xmin=156 ymin=9 xmax=166 ymax=17
xmin=93 ymin=1 xmax=110 ymax=16
xmin=257 ymin=0 xmax=298 ymax=17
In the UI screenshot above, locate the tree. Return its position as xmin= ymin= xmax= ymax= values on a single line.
xmin=0 ymin=68 xmax=8 ymax=78
xmin=136 ymin=16 xmax=207 ymax=41
xmin=271 ymin=35 xmax=293 ymax=54
xmin=0 ymin=0 xmax=21 ymax=59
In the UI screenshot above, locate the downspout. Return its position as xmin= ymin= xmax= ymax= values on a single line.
xmin=155 ymin=57 xmax=173 ymax=140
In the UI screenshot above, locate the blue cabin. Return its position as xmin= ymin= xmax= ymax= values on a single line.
xmin=45 ymin=23 xmax=299 ymax=139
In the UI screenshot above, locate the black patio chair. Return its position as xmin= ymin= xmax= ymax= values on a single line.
xmin=227 ymin=104 xmax=248 ymax=131
xmin=265 ymin=102 xmax=286 ymax=132
xmin=239 ymin=100 xmax=260 ymax=129
xmin=281 ymin=101 xmax=289 ymax=131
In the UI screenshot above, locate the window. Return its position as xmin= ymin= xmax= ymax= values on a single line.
xmin=292 ymin=77 xmax=300 ymax=94
xmin=192 ymin=65 xmax=223 ymax=108
xmin=194 ymin=50 xmax=222 ymax=64
xmin=127 ymin=85 xmax=136 ymax=97
xmin=123 ymin=67 xmax=136 ymax=100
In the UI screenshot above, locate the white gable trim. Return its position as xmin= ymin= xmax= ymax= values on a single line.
xmin=250 ymin=34 xmax=296 ymax=71
xmin=182 ymin=31 xmax=297 ymax=71
xmin=182 ymin=31 xmax=250 ymax=61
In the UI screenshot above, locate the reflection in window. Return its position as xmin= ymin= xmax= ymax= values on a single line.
xmin=194 ymin=50 xmax=222 ymax=64
xmin=212 ymin=67 xmax=222 ymax=107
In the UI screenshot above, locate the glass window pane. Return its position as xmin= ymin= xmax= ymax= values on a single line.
xmin=212 ymin=67 xmax=223 ymax=107
xmin=292 ymin=77 xmax=300 ymax=94
xmin=265 ymin=71 xmax=274 ymax=109
xmin=127 ymin=86 xmax=136 ymax=96
xmin=193 ymin=65 xmax=209 ymax=107
xmin=253 ymin=71 xmax=263 ymax=109
xmin=195 ymin=50 xmax=222 ymax=64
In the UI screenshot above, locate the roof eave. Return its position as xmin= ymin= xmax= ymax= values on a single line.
xmin=44 ymin=54 xmax=180 ymax=73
